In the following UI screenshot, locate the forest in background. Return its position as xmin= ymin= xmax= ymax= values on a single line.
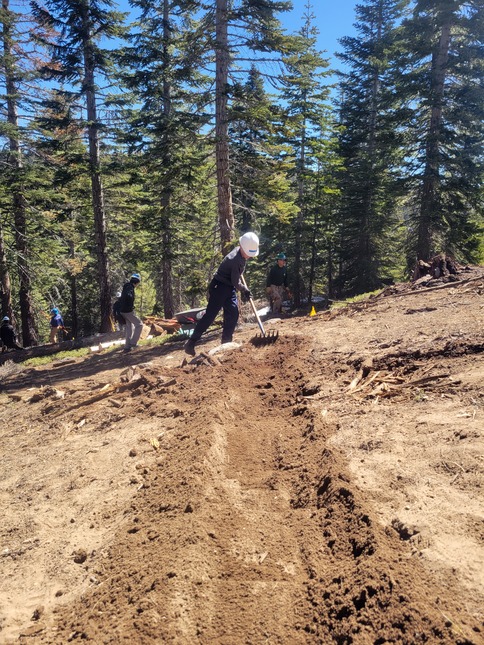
xmin=0 ymin=0 xmax=482 ymax=346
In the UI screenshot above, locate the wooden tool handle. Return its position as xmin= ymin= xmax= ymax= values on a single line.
xmin=240 ymin=275 xmax=266 ymax=337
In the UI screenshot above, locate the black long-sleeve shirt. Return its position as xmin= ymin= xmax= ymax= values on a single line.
xmin=119 ymin=281 xmax=136 ymax=313
xmin=266 ymin=264 xmax=288 ymax=288
xmin=213 ymin=247 xmax=247 ymax=291
xmin=1 ymin=322 xmax=19 ymax=348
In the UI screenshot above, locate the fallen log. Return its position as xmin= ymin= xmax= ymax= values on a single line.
xmin=0 ymin=331 xmax=125 ymax=366
xmin=0 ymin=339 xmax=85 ymax=366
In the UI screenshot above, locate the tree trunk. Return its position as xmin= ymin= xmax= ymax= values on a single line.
xmin=81 ymin=5 xmax=112 ymax=332
xmin=2 ymin=0 xmax=38 ymax=346
xmin=356 ymin=8 xmax=381 ymax=292
xmin=68 ymin=238 xmax=79 ymax=338
xmin=0 ymin=225 xmax=14 ymax=323
xmin=417 ymin=22 xmax=451 ymax=261
xmin=215 ymin=0 xmax=234 ymax=254
xmin=308 ymin=161 xmax=322 ymax=304
xmin=160 ymin=0 xmax=174 ymax=320
xmin=293 ymin=108 xmax=307 ymax=309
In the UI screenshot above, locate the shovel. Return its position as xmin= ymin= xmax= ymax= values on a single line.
xmin=240 ymin=275 xmax=279 ymax=346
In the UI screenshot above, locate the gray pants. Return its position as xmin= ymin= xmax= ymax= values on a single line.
xmin=121 ymin=311 xmax=143 ymax=348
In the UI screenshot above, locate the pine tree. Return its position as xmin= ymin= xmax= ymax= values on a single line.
xmin=204 ymin=0 xmax=295 ymax=251
xmin=0 ymin=221 xmax=14 ymax=322
xmin=33 ymin=88 xmax=95 ymax=338
xmin=228 ymin=65 xmax=296 ymax=296
xmin=0 ymin=0 xmax=41 ymax=345
xmin=279 ymin=0 xmax=333 ymax=306
xmin=335 ymin=0 xmax=407 ymax=296
xmin=399 ymin=0 xmax=484 ymax=264
xmin=31 ymin=0 xmax=127 ymax=331
xmin=115 ymin=0 xmax=213 ymax=318
xmin=229 ymin=68 xmax=296 ymax=235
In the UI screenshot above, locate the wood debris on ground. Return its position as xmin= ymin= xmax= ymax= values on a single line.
xmin=346 ymin=362 xmax=456 ymax=400
xmin=43 ymin=365 xmax=177 ymax=419
xmin=143 ymin=316 xmax=182 ymax=335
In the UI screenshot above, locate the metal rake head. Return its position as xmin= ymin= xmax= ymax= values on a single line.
xmin=250 ymin=330 xmax=279 ymax=346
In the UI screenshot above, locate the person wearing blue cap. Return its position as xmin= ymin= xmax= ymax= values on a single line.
xmin=119 ymin=273 xmax=143 ymax=352
xmin=266 ymin=253 xmax=290 ymax=314
xmin=49 ymin=308 xmax=65 ymax=343
xmin=1 ymin=316 xmax=23 ymax=350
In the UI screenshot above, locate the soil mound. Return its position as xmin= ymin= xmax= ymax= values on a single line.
xmin=1 ymin=268 xmax=483 ymax=644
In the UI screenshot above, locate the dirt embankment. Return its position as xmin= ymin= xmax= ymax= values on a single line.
xmin=0 ymin=268 xmax=483 ymax=644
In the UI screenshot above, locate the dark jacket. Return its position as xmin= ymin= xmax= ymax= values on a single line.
xmin=213 ymin=247 xmax=247 ymax=291
xmin=266 ymin=264 xmax=288 ymax=288
xmin=119 ymin=281 xmax=136 ymax=313
xmin=50 ymin=313 xmax=64 ymax=328
xmin=1 ymin=322 xmax=20 ymax=348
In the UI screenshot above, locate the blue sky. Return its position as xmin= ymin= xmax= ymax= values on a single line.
xmin=281 ymin=0 xmax=358 ymax=73
xmin=115 ymin=0 xmax=359 ymax=74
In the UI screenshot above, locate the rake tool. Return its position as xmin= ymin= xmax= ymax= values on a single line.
xmin=240 ymin=275 xmax=279 ymax=346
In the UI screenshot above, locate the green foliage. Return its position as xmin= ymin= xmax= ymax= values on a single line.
xmin=335 ymin=0 xmax=408 ymax=297
xmin=278 ymin=4 xmax=339 ymax=304
xmin=397 ymin=0 xmax=484 ymax=263
xmin=1 ymin=0 xmax=482 ymax=343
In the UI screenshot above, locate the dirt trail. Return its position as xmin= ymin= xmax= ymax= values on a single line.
xmin=0 ymin=268 xmax=483 ymax=644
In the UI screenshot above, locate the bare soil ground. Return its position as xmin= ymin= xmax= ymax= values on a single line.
xmin=1 ymin=267 xmax=483 ymax=645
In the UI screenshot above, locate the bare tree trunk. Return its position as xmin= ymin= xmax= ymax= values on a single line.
xmin=417 ymin=22 xmax=451 ymax=261
xmin=68 ymin=236 xmax=79 ymax=338
xmin=0 ymin=224 xmax=15 ymax=323
xmin=81 ymin=4 xmax=112 ymax=332
xmin=160 ymin=0 xmax=174 ymax=319
xmin=160 ymin=198 xmax=174 ymax=318
xmin=215 ymin=0 xmax=234 ymax=254
xmin=2 ymin=0 xmax=37 ymax=346
xmin=308 ymin=161 xmax=322 ymax=304
xmin=327 ymin=236 xmax=334 ymax=299
xmin=293 ymin=109 xmax=307 ymax=308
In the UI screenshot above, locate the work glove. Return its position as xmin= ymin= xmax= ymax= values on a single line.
xmin=241 ymin=289 xmax=252 ymax=303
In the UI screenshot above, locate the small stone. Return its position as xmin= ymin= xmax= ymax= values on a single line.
xmin=73 ymin=549 xmax=87 ymax=564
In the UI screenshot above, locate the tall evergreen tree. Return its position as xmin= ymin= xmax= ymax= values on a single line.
xmin=116 ymin=0 xmax=213 ymax=318
xmin=1 ymin=0 xmax=41 ymax=345
xmin=31 ymin=0 xmax=127 ymax=331
xmin=229 ymin=68 xmax=296 ymax=232
xmin=335 ymin=0 xmax=407 ymax=296
xmin=399 ymin=0 xmax=484 ymax=264
xmin=34 ymin=88 xmax=96 ymax=338
xmin=229 ymin=65 xmax=297 ymax=295
xmin=203 ymin=0 xmax=294 ymax=251
xmin=280 ymin=0 xmax=333 ymax=306
xmin=0 ymin=216 xmax=14 ymax=322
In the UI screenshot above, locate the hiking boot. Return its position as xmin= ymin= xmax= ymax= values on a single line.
xmin=184 ymin=339 xmax=196 ymax=356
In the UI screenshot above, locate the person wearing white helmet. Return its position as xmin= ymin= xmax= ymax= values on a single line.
xmin=1 ymin=316 xmax=23 ymax=350
xmin=184 ymin=232 xmax=259 ymax=356
xmin=119 ymin=273 xmax=143 ymax=352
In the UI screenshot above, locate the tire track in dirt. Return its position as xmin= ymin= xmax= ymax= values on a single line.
xmin=23 ymin=336 xmax=481 ymax=644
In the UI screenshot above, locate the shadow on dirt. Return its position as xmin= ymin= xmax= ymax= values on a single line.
xmin=0 ymin=336 xmax=189 ymax=393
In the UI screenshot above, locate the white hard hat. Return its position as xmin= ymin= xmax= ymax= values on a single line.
xmin=239 ymin=232 xmax=259 ymax=258
xmin=2 ymin=316 xmax=9 ymax=322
